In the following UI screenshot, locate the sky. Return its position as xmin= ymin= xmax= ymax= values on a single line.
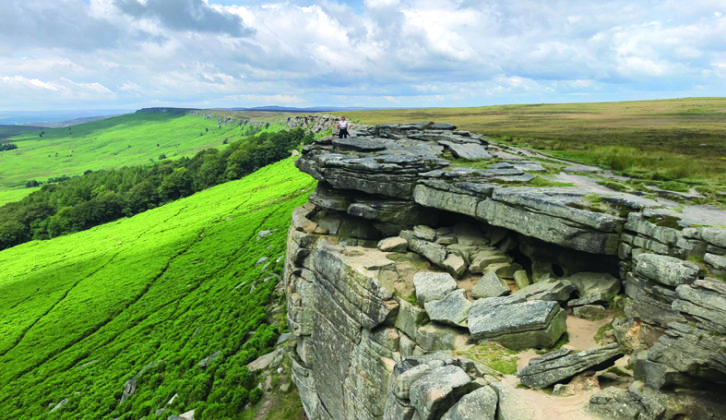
xmin=1 ymin=0 xmax=725 ymax=111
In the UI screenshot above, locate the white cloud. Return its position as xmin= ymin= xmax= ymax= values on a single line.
xmin=1 ymin=0 xmax=726 ymax=110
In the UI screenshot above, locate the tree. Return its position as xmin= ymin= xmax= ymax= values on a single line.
xmin=125 ymin=180 xmax=158 ymax=214
xmin=159 ymin=167 xmax=192 ymax=201
xmin=195 ymin=153 xmax=224 ymax=190
xmin=47 ymin=207 xmax=75 ymax=237
xmin=224 ymin=145 xmax=255 ymax=180
xmin=0 ymin=220 xmax=28 ymax=250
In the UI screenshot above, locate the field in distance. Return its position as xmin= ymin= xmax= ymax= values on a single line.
xmin=0 ymin=109 xmax=288 ymax=204
xmin=346 ymin=97 xmax=726 ymax=192
xmin=0 ymin=157 xmax=313 ymax=419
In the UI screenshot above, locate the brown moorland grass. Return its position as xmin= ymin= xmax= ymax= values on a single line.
xmin=344 ymin=98 xmax=726 ymax=195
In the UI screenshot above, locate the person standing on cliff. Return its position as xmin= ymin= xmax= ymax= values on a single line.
xmin=337 ymin=116 xmax=350 ymax=139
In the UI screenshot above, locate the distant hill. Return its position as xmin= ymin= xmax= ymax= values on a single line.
xmin=215 ymin=105 xmax=379 ymax=113
xmin=0 ymin=109 xmax=132 ymax=126
xmin=0 ymin=125 xmax=38 ymax=140
xmin=26 ymin=115 xmax=121 ymax=128
xmin=0 ymin=108 xmax=284 ymax=193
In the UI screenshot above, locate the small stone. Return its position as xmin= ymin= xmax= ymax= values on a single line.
xmin=704 ymin=253 xmax=726 ymax=270
xmin=552 ymin=384 xmax=576 ymax=397
xmin=513 ymin=270 xmax=530 ymax=290
xmin=573 ymin=305 xmax=607 ymax=321
xmin=409 ymin=238 xmax=448 ymax=266
xmin=471 ymin=271 xmax=510 ymax=299
xmin=702 ymin=227 xmax=726 ymax=248
xmin=416 ymin=323 xmax=464 ymax=352
xmin=486 ymin=262 xmax=523 ymax=279
xmin=414 ymin=225 xmax=437 ymax=241
xmin=469 ymin=250 xmax=512 ymax=274
xmin=440 ymin=140 xmax=492 ymax=160
xmin=436 ymin=235 xmax=457 ymax=245
xmin=257 ymin=229 xmax=275 ymax=239
xmin=378 ymin=237 xmax=408 ymax=252
xmin=443 ymin=254 xmax=467 ymax=278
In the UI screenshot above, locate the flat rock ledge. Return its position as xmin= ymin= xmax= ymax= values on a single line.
xmin=518 ymin=343 xmax=623 ymax=388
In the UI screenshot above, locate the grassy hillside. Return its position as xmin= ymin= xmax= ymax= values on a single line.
xmin=347 ymin=98 xmax=726 ymax=189
xmin=0 ymin=187 xmax=40 ymax=207
xmin=0 ymin=157 xmax=314 ymax=419
xmin=0 ymin=109 xmax=284 ymax=194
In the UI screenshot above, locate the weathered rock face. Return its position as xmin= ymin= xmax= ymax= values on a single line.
xmin=284 ymin=121 xmax=726 ymax=419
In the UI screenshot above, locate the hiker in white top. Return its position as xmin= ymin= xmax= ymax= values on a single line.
xmin=337 ymin=116 xmax=350 ymax=139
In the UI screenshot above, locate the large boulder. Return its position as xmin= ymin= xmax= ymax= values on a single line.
xmin=409 ymin=365 xmax=479 ymax=420
xmin=633 ymin=253 xmax=700 ymax=287
xmin=424 ymin=289 xmax=472 ymax=327
xmin=566 ymin=272 xmax=620 ymax=306
xmin=441 ymin=385 xmax=498 ymax=420
xmin=414 ymin=272 xmax=458 ymax=307
xmin=468 ymin=298 xmax=567 ymax=350
xmin=514 ymin=279 xmax=576 ymax=302
xmin=439 ymin=140 xmax=492 ymax=160
xmin=645 ymin=279 xmax=726 ymax=386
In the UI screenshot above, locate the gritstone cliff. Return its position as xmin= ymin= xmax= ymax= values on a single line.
xmin=283 ymin=121 xmax=726 ymax=420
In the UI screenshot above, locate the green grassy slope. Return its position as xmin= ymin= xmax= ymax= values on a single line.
xmin=0 ymin=157 xmax=315 ymax=419
xmin=0 ymin=109 xmax=283 ymax=192
xmin=0 ymin=187 xmax=40 ymax=207
xmin=347 ymin=98 xmax=726 ymax=188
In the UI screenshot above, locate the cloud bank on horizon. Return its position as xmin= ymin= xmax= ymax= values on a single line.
xmin=0 ymin=0 xmax=724 ymax=110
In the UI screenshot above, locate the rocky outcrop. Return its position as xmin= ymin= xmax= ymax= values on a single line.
xmin=284 ymin=121 xmax=726 ymax=419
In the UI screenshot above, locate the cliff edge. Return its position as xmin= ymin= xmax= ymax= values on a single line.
xmin=284 ymin=122 xmax=726 ymax=419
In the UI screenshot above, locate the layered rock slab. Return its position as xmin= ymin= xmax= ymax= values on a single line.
xmin=468 ymin=298 xmax=567 ymax=350
xmin=517 ymin=343 xmax=623 ymax=388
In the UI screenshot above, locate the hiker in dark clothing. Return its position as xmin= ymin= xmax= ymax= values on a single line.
xmin=337 ymin=116 xmax=350 ymax=138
